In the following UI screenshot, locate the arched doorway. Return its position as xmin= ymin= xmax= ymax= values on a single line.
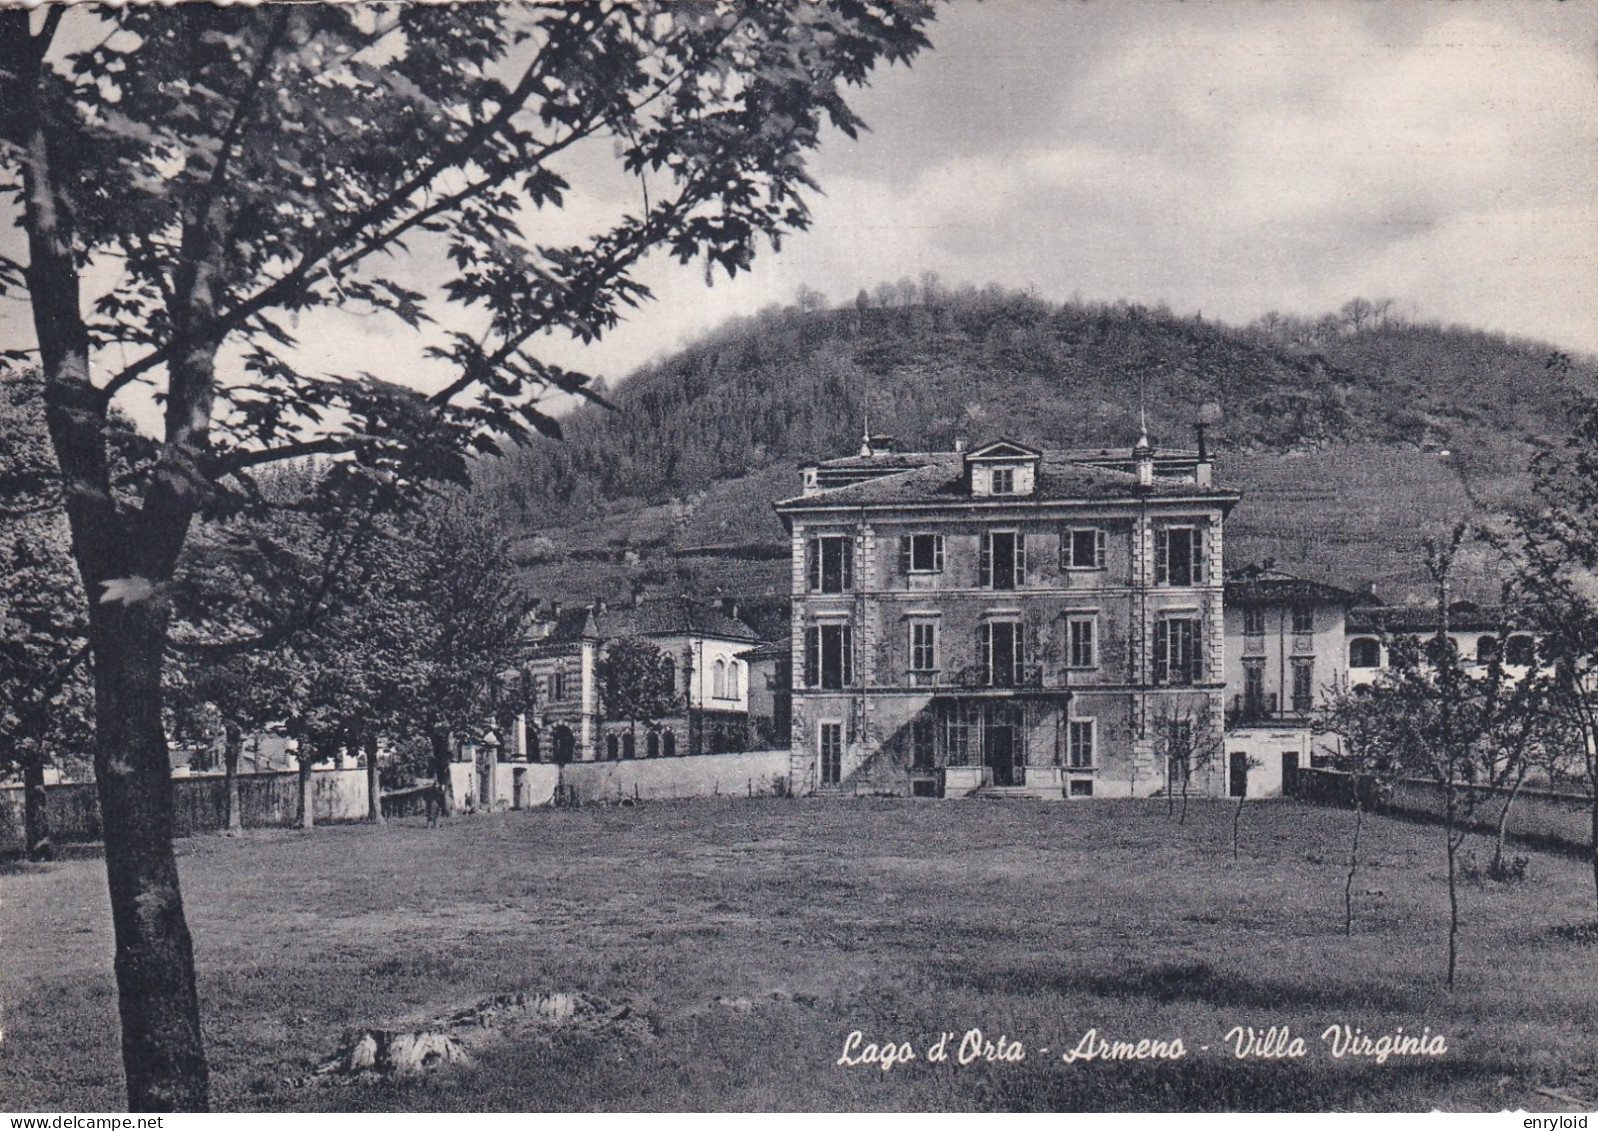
xmin=551 ymin=725 xmax=575 ymax=765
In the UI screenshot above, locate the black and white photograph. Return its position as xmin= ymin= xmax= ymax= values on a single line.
xmin=1 ymin=0 xmax=1596 ymax=1116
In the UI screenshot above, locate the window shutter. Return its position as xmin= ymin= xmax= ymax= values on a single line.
xmin=1016 ymin=622 xmax=1025 ymax=666
xmin=1153 ymin=620 xmax=1169 ymax=683
xmin=933 ymin=535 xmax=944 ymax=572
xmin=1191 ymin=527 xmax=1205 ymax=584
xmin=899 ymin=535 xmax=912 ymax=575
xmin=1095 ymin=529 xmax=1107 ymax=569
xmin=978 ymin=533 xmax=992 ymax=587
xmin=841 ymin=625 xmax=854 ymax=686
xmin=1059 ymin=530 xmax=1070 ymax=570
xmin=1016 ymin=533 xmax=1027 ymax=581
xmin=1154 ymin=528 xmax=1168 ymax=585
xmin=978 ymin=622 xmax=991 ymax=675
xmin=804 ymin=628 xmax=819 ymax=687
xmin=842 ymin=540 xmax=854 ymax=591
xmin=806 ymin=540 xmax=820 ymax=591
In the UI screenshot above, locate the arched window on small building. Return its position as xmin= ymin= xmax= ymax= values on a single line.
xmin=727 ymin=661 xmax=740 ymax=699
xmin=713 ymin=658 xmax=727 ymax=699
xmin=622 ymin=731 xmax=635 ymax=759
xmin=646 ymin=729 xmax=660 ymax=758
xmin=1476 ymin=635 xmax=1499 ymax=664
xmin=606 ymin=733 xmax=620 ymax=761
xmin=1506 ymin=635 xmax=1535 ymax=667
xmin=663 ymin=729 xmax=677 ymax=757
xmin=1349 ymin=638 xmax=1381 ymax=669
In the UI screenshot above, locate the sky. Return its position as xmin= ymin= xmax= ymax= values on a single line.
xmin=563 ymin=0 xmax=1597 ymax=377
xmin=4 ymin=0 xmax=1596 ymax=427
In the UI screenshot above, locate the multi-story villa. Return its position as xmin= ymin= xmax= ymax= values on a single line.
xmin=772 ymin=433 xmax=1240 ymax=798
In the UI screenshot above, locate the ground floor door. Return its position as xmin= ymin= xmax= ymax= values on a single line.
xmin=1282 ymin=750 xmax=1300 ymax=796
xmin=820 ymin=723 xmax=843 ymax=786
xmin=1229 ymin=751 xmax=1249 ymax=798
xmin=984 ymin=710 xmax=1020 ymax=786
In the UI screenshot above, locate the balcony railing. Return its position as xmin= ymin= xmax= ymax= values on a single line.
xmin=950 ymin=663 xmax=1047 ymax=689
xmin=1226 ymin=692 xmax=1319 ymax=726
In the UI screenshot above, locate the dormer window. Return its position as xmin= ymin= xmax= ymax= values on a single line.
xmin=964 ymin=440 xmax=1041 ymax=497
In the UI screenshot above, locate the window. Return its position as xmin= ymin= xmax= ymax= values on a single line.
xmin=712 ymin=659 xmax=727 ymax=699
xmin=662 ymin=730 xmax=676 ymax=757
xmin=646 ymin=730 xmax=660 ymax=758
xmin=1061 ymin=527 xmax=1106 ymax=570
xmin=605 ymin=733 xmax=619 ymax=760
xmin=978 ymin=621 xmax=1025 ymax=687
xmin=551 ymin=669 xmax=568 ymax=702
xmin=1153 ymin=618 xmax=1201 ymax=685
xmin=1068 ymin=616 xmax=1096 ymax=669
xmin=1476 ymin=635 xmax=1499 ymax=664
xmin=991 ymin=467 xmax=1015 ymax=494
xmin=1349 ymin=638 xmax=1380 ymax=668
xmin=804 ymin=624 xmax=854 ymax=689
xmin=727 ymin=662 xmax=740 ymax=699
xmin=820 ymin=723 xmax=843 ymax=785
xmin=1243 ymin=606 xmax=1266 ymax=635
xmin=911 ymin=716 xmax=935 ymax=769
xmin=1292 ymin=606 xmax=1314 ymax=634
xmin=1506 ymin=635 xmax=1535 ymax=666
xmin=807 ymin=535 xmax=854 ymax=593
xmin=909 ymin=621 xmax=938 ymax=672
xmin=622 ymin=731 xmax=635 ymax=759
xmin=1243 ymin=661 xmax=1265 ymax=714
xmin=898 ymin=533 xmax=945 ymax=574
xmin=1155 ymin=526 xmax=1203 ymax=586
xmin=1291 ymin=659 xmax=1314 ymax=713
xmin=1069 ymin=779 xmax=1094 ymax=797
xmin=1068 ymin=719 xmax=1095 ymax=769
xmin=979 ymin=531 xmax=1025 ymax=589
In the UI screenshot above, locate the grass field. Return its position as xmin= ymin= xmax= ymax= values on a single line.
xmin=2 ymin=798 xmax=1596 ymax=1112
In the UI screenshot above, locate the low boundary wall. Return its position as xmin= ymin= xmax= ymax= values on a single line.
xmin=2 ymin=751 xmax=788 ymax=854
xmin=1290 ymin=767 xmax=1594 ymax=857
xmin=558 ymin=749 xmax=791 ymax=805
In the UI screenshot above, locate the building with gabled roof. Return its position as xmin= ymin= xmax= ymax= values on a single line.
xmin=518 ymin=595 xmax=761 ymax=763
xmin=773 ymin=432 xmax=1241 ymax=799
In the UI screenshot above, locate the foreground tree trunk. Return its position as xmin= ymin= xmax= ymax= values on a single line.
xmin=365 ymin=733 xmax=383 ymax=825
xmin=91 ymin=600 xmax=210 ymax=1111
xmin=223 ymin=723 xmax=243 ymax=834
xmin=23 ymin=753 xmax=53 ymax=862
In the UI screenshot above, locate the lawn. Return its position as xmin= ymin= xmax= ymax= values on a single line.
xmin=2 ymin=798 xmax=1596 ymax=1112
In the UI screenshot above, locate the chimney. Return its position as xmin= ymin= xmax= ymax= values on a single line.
xmin=549 ymin=600 xmax=562 ymax=619
xmin=1193 ymin=423 xmax=1213 ymax=486
xmin=1134 ymin=428 xmax=1154 ymax=489
xmin=953 ymin=435 xmax=969 ymax=453
xmin=721 ymin=597 xmax=739 ymax=621
xmin=593 ymin=597 xmax=607 ymax=618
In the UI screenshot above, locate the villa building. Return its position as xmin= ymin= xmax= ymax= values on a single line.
xmin=772 ymin=433 xmax=1241 ymax=798
xmin=517 ymin=596 xmax=760 ymax=763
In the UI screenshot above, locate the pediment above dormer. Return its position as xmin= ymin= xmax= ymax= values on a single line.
xmin=964 ymin=440 xmax=1041 ymax=462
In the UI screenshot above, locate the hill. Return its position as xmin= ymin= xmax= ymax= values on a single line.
xmin=474 ymin=287 xmax=1590 ymax=615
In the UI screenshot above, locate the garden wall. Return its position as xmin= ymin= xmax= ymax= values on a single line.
xmin=558 ymin=749 xmax=791 ymax=805
xmin=0 ymin=768 xmax=371 ymax=854
xmin=1290 ymin=767 xmax=1593 ymax=856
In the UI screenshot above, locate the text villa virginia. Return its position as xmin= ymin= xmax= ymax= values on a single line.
xmin=835 ymin=1024 xmax=1450 ymax=1071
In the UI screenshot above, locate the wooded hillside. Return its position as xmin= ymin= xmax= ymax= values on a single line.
xmin=474 ymin=286 xmax=1589 ymax=612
